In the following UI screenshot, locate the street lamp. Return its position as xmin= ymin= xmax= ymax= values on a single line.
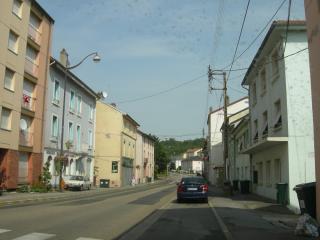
xmin=58 ymin=49 xmax=101 ymax=191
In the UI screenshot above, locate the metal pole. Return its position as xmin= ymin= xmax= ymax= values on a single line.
xmin=223 ymin=72 xmax=228 ymax=182
xmin=59 ymin=67 xmax=67 ymax=191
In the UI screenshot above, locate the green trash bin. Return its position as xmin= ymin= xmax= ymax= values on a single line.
xmin=276 ymin=183 xmax=288 ymax=205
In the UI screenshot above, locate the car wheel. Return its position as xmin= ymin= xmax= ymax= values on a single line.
xmin=177 ymin=198 xmax=182 ymax=203
xmin=203 ymin=198 xmax=208 ymax=203
xmin=80 ymin=185 xmax=84 ymax=191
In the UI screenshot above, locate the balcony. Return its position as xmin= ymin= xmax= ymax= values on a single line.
xmin=28 ymin=24 xmax=41 ymax=45
xmin=21 ymin=93 xmax=35 ymax=111
xmin=19 ymin=130 xmax=33 ymax=147
xmin=242 ymin=136 xmax=288 ymax=154
xmin=25 ymin=57 xmax=38 ymax=77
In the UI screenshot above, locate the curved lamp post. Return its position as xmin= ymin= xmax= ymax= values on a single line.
xmin=58 ymin=50 xmax=101 ymax=191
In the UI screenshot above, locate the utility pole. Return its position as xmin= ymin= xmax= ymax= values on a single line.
xmin=208 ymin=66 xmax=228 ymax=182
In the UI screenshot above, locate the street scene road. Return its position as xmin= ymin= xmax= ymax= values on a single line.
xmin=0 ymin=174 xmax=226 ymax=240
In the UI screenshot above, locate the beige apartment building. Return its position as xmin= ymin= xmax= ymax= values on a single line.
xmin=95 ymin=102 xmax=140 ymax=187
xmin=0 ymin=0 xmax=54 ymax=189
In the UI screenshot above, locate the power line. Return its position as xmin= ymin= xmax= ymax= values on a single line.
xmin=116 ymin=73 xmax=206 ymax=104
xmin=282 ymin=0 xmax=292 ymax=56
xmin=226 ymin=0 xmax=251 ymax=81
xmin=221 ymin=0 xmax=287 ymax=70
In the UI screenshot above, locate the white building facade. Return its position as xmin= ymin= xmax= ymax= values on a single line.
xmin=242 ymin=21 xmax=315 ymax=211
xmin=206 ymin=97 xmax=249 ymax=185
xmin=43 ymin=57 xmax=98 ymax=187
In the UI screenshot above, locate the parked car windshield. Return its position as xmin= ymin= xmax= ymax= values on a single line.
xmin=181 ymin=177 xmax=206 ymax=185
xmin=70 ymin=176 xmax=84 ymax=181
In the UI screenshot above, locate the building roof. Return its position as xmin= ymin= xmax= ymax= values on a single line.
xmin=33 ymin=0 xmax=55 ymax=23
xmin=137 ymin=130 xmax=156 ymax=142
xmin=242 ymin=20 xmax=306 ymax=86
xmin=50 ymin=57 xmax=99 ymax=99
xmin=186 ymin=148 xmax=202 ymax=153
xmin=123 ymin=114 xmax=140 ymax=127
xmin=207 ymin=96 xmax=248 ymax=124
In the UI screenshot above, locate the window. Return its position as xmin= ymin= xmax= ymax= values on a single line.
xmin=271 ymin=48 xmax=279 ymax=75
xmin=53 ymin=80 xmax=60 ymax=104
xmin=89 ymin=104 xmax=94 ymax=121
xmin=22 ymin=80 xmax=35 ymax=110
xmin=8 ymin=30 xmax=19 ymax=53
xmin=0 ymin=108 xmax=12 ymax=130
xmin=77 ymin=95 xmax=82 ymax=114
xmin=69 ymin=90 xmax=75 ymax=112
xmin=266 ymin=161 xmax=271 ymax=186
xmin=12 ymin=0 xmax=22 ymax=18
xmin=26 ymin=45 xmax=38 ymax=63
xmin=88 ymin=130 xmax=93 ymax=149
xmin=253 ymin=119 xmax=258 ymax=142
xmin=76 ymin=125 xmax=81 ymax=151
xmin=260 ymin=69 xmax=266 ymax=94
xmin=251 ymin=82 xmax=257 ymax=105
xmin=4 ymin=68 xmax=15 ymax=91
xmin=51 ymin=115 xmax=58 ymax=138
xmin=68 ymin=122 xmax=74 ymax=142
xmin=274 ymin=159 xmax=281 ymax=185
xmin=29 ymin=12 xmax=41 ymax=30
xmin=112 ymin=161 xmax=118 ymax=173
xmin=274 ymin=100 xmax=282 ymax=129
xmin=262 ymin=111 xmax=268 ymax=137
xmin=18 ymin=152 xmax=29 ymax=183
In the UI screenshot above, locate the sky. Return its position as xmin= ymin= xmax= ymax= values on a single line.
xmin=38 ymin=0 xmax=305 ymax=140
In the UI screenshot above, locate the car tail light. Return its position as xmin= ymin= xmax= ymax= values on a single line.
xmin=200 ymin=184 xmax=208 ymax=192
xmin=177 ymin=184 xmax=184 ymax=193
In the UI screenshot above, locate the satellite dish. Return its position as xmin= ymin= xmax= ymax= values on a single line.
xmin=20 ymin=119 xmax=27 ymax=130
xmin=102 ymin=91 xmax=108 ymax=99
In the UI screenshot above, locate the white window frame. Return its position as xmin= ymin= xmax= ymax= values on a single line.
xmin=76 ymin=95 xmax=82 ymax=115
xmin=89 ymin=104 xmax=94 ymax=121
xmin=69 ymin=89 xmax=75 ymax=112
xmin=8 ymin=30 xmax=19 ymax=54
xmin=68 ymin=121 xmax=74 ymax=142
xmin=51 ymin=114 xmax=59 ymax=139
xmin=76 ymin=124 xmax=81 ymax=151
xmin=4 ymin=67 xmax=15 ymax=91
xmin=52 ymin=79 xmax=60 ymax=105
xmin=0 ymin=107 xmax=12 ymax=130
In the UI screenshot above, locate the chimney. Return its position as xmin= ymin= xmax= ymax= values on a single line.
xmin=60 ymin=48 xmax=69 ymax=67
xmin=111 ymin=103 xmax=117 ymax=108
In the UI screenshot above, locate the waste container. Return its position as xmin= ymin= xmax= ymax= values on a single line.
xmin=240 ymin=180 xmax=250 ymax=194
xmin=100 ymin=179 xmax=110 ymax=188
xmin=276 ymin=183 xmax=288 ymax=205
xmin=232 ymin=180 xmax=239 ymax=191
xmin=293 ymin=182 xmax=316 ymax=218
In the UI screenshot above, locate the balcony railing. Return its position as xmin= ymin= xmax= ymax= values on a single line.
xmin=19 ymin=130 xmax=33 ymax=147
xmin=25 ymin=57 xmax=39 ymax=77
xmin=28 ymin=24 xmax=41 ymax=45
xmin=21 ymin=93 xmax=35 ymax=111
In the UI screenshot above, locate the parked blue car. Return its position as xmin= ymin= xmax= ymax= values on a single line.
xmin=177 ymin=176 xmax=208 ymax=203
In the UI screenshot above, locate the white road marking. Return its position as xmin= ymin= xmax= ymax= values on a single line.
xmin=0 ymin=228 xmax=11 ymax=234
xmin=76 ymin=238 xmax=104 ymax=240
xmin=13 ymin=232 xmax=56 ymax=240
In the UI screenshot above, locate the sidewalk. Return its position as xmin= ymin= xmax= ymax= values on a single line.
xmin=208 ymin=187 xmax=311 ymax=240
xmin=0 ymin=179 xmax=166 ymax=206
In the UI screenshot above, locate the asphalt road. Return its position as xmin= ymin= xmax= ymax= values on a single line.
xmin=0 ymin=175 xmax=225 ymax=240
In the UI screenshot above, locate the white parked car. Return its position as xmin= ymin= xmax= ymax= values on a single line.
xmin=65 ymin=176 xmax=91 ymax=191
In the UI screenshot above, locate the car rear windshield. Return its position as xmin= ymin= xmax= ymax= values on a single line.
xmin=70 ymin=176 xmax=84 ymax=181
xmin=181 ymin=177 xmax=206 ymax=185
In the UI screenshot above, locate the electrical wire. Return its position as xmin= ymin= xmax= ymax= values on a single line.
xmin=220 ymin=0 xmax=287 ymax=70
xmin=226 ymin=0 xmax=251 ymax=82
xmin=116 ymin=73 xmax=207 ymax=104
